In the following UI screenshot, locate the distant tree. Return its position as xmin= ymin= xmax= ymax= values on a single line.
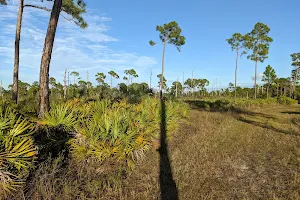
xmin=226 ymin=33 xmax=247 ymax=102
xmin=170 ymin=81 xmax=183 ymax=97
xmin=28 ymin=81 xmax=39 ymax=98
xmin=149 ymin=21 xmax=185 ymax=98
xmin=185 ymin=78 xmax=209 ymax=94
xmin=78 ymin=80 xmax=86 ymax=86
xmin=49 ymin=77 xmax=57 ymax=88
xmin=228 ymin=82 xmax=234 ymax=92
xmin=118 ymin=82 xmax=128 ymax=95
xmin=275 ymin=78 xmax=290 ymax=96
xmin=184 ymin=78 xmax=196 ymax=92
xmin=157 ymin=74 xmax=167 ymax=90
xmin=108 ymin=70 xmax=119 ymax=88
xmin=39 ymin=0 xmax=87 ymax=117
xmin=78 ymin=80 xmax=87 ymax=97
xmin=197 ymin=79 xmax=209 ymax=91
xmin=262 ymin=65 xmax=276 ymax=98
xmin=124 ymin=69 xmax=138 ymax=84
xmin=290 ymin=53 xmax=300 ymax=97
xmin=70 ymin=71 xmax=79 ymax=85
xmin=95 ymin=72 xmax=106 ymax=86
xmin=244 ymin=22 xmax=273 ymax=99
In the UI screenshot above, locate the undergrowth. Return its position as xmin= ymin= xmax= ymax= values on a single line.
xmin=1 ymin=97 xmax=188 ymax=199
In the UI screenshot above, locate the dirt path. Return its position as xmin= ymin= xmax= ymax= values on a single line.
xmin=120 ymin=106 xmax=300 ymax=199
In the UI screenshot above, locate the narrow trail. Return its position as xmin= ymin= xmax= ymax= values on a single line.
xmin=121 ymin=106 xmax=300 ymax=199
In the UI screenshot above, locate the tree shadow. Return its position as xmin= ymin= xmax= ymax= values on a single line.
xmin=238 ymin=117 xmax=299 ymax=137
xmin=185 ymin=100 xmax=275 ymax=119
xmin=281 ymin=111 xmax=300 ymax=115
xmin=33 ymin=125 xmax=72 ymax=162
xmin=158 ymin=99 xmax=179 ymax=200
xmin=291 ymin=118 xmax=300 ymax=129
xmin=186 ymin=100 xmax=299 ymax=137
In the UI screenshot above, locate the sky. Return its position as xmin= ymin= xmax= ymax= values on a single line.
xmin=0 ymin=0 xmax=299 ymax=89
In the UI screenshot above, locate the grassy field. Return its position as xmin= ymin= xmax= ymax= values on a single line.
xmin=113 ymin=101 xmax=300 ymax=199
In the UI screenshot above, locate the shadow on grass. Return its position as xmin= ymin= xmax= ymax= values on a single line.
xmin=158 ymin=99 xmax=178 ymax=200
xmin=185 ymin=100 xmax=275 ymax=119
xmin=281 ymin=111 xmax=300 ymax=115
xmin=238 ymin=118 xmax=299 ymax=137
xmin=186 ymin=100 xmax=299 ymax=137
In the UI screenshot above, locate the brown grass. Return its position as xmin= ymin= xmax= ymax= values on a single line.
xmin=118 ymin=104 xmax=300 ymax=199
xmin=17 ymin=103 xmax=300 ymax=199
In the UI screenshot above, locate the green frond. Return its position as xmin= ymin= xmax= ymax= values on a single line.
xmin=42 ymin=103 xmax=77 ymax=131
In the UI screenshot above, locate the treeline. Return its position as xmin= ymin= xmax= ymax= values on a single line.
xmin=227 ymin=22 xmax=300 ymax=101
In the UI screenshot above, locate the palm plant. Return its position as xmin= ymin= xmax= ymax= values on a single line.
xmin=68 ymin=98 xmax=188 ymax=170
xmin=41 ymin=103 xmax=76 ymax=131
xmin=70 ymin=100 xmax=151 ymax=169
xmin=0 ymin=107 xmax=36 ymax=198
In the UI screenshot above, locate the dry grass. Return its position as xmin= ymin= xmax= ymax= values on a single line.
xmin=117 ymin=103 xmax=300 ymax=199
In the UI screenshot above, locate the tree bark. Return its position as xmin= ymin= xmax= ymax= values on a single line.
xmin=12 ymin=0 xmax=24 ymax=104
xmin=160 ymin=41 xmax=166 ymax=99
xmin=111 ymin=75 xmax=113 ymax=88
xmin=293 ymin=68 xmax=299 ymax=99
xmin=254 ymin=60 xmax=258 ymax=99
xmin=38 ymin=0 xmax=62 ymax=118
xmin=63 ymin=69 xmax=67 ymax=99
xmin=234 ymin=50 xmax=238 ymax=103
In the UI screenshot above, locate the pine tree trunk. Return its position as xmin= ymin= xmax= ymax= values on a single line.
xmin=38 ymin=0 xmax=62 ymax=118
xmin=267 ymin=85 xmax=269 ymax=99
xmin=160 ymin=41 xmax=166 ymax=99
xmin=234 ymin=50 xmax=238 ymax=102
xmin=12 ymin=0 xmax=24 ymax=104
xmin=254 ymin=60 xmax=258 ymax=99
xmin=63 ymin=69 xmax=67 ymax=99
xmin=294 ymin=68 xmax=299 ymax=99
xmin=111 ymin=75 xmax=112 ymax=88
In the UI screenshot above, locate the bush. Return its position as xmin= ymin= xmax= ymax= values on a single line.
xmin=277 ymin=96 xmax=297 ymax=105
xmin=0 ymin=106 xmax=37 ymax=199
xmin=24 ymin=97 xmax=189 ymax=199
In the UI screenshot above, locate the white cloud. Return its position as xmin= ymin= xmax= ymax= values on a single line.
xmin=0 ymin=1 xmax=156 ymax=87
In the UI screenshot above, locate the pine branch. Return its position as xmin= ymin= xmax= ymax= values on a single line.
xmin=23 ymin=4 xmax=51 ymax=11
xmin=23 ymin=4 xmax=79 ymax=26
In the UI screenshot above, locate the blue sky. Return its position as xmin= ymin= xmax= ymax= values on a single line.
xmin=0 ymin=0 xmax=299 ymax=89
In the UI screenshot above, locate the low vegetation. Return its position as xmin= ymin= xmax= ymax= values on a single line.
xmin=114 ymin=100 xmax=300 ymax=199
xmin=0 ymin=97 xmax=188 ymax=199
xmin=0 ymin=1 xmax=300 ymax=199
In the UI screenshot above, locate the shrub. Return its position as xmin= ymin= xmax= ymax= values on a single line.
xmin=25 ymin=98 xmax=189 ymax=199
xmin=277 ymin=96 xmax=297 ymax=105
xmin=0 ymin=106 xmax=37 ymax=199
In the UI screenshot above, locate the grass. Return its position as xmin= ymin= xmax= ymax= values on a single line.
xmin=111 ymin=100 xmax=300 ymax=199
xmin=17 ymin=98 xmax=188 ymax=200
xmin=2 ymin=98 xmax=299 ymax=199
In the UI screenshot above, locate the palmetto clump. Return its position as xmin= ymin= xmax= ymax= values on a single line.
xmin=0 ymin=107 xmax=37 ymax=198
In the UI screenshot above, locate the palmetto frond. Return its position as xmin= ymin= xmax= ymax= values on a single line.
xmin=0 ymin=107 xmax=37 ymax=198
xmin=0 ymin=169 xmax=22 ymax=198
xmin=42 ymin=103 xmax=77 ymax=131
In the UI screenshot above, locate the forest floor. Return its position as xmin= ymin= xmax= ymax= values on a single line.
xmin=119 ymin=101 xmax=300 ymax=199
